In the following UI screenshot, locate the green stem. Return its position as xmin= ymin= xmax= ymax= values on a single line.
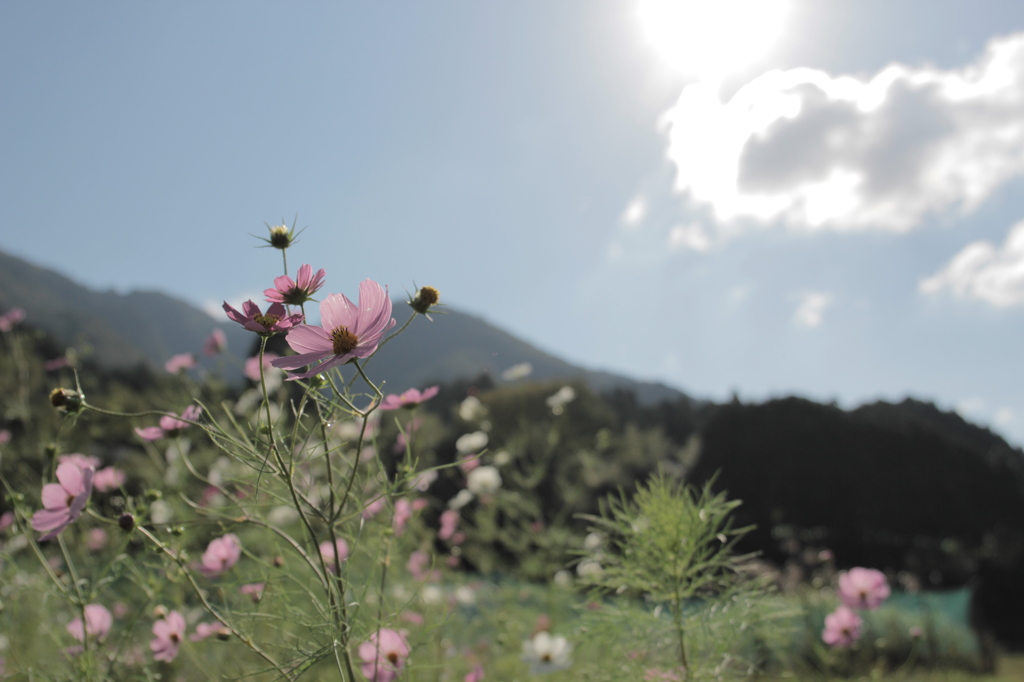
xmin=316 ymin=397 xmax=358 ymax=682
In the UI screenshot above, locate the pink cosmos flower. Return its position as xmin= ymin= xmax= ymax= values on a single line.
xmin=407 ymin=550 xmax=430 ymax=581
xmin=200 ymin=533 xmax=242 ymax=577
xmin=362 ymin=497 xmax=386 ymax=520
xmin=264 ymin=263 xmax=326 ymax=306
xmin=86 ymin=528 xmax=109 ymax=551
xmin=838 ymin=567 xmax=890 ymax=610
xmin=319 ymin=538 xmax=350 ymax=572
xmin=244 ymin=352 xmax=280 ymax=382
xmin=0 ymin=429 xmax=9 ymax=445
xmin=822 ymin=605 xmax=862 ymax=648
xmin=190 ymin=621 xmax=229 ymax=642
xmin=438 ymin=510 xmax=460 ymax=541
xmin=359 ymin=628 xmax=410 ymax=682
xmin=393 ymin=417 xmax=423 ymax=453
xmin=160 ymin=405 xmax=203 ymax=433
xmin=400 ymin=610 xmax=424 ymax=626
xmin=203 ymin=328 xmax=227 ymax=356
xmin=465 ymin=665 xmax=485 ymax=682
xmin=458 ymin=455 xmax=481 ymax=474
xmin=239 ymin=582 xmax=265 ymax=602
xmin=379 ymin=386 xmax=440 ymax=411
xmin=93 ymin=466 xmax=126 ymax=493
xmin=223 ymin=300 xmax=304 ymax=335
xmin=150 ymin=610 xmax=186 ymax=662
xmin=32 ymin=462 xmax=94 ymax=541
xmin=164 ymin=353 xmax=196 ymax=374
xmin=134 ymin=426 xmax=165 ymax=441
xmin=0 ymin=511 xmax=14 ymax=533
xmin=0 ymin=307 xmax=25 ymax=333
xmin=67 ymin=604 xmax=113 ymax=642
xmin=393 ymin=499 xmax=413 ymax=536
xmin=271 ymin=279 xmax=396 ymax=380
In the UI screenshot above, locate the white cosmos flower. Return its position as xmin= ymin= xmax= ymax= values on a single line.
xmin=150 ymin=500 xmax=173 ymax=525
xmin=576 ymin=558 xmax=603 ymax=579
xmin=448 ymin=489 xmax=475 ymax=510
xmin=583 ymin=532 xmax=603 ymax=551
xmin=420 ymin=585 xmax=444 ymax=605
xmin=456 ymin=431 xmax=488 ymax=454
xmin=545 ymin=386 xmax=576 ymax=409
xmin=521 ymin=631 xmax=573 ymax=675
xmin=466 ymin=466 xmax=502 ymax=496
xmin=458 ymin=396 xmax=488 ymax=422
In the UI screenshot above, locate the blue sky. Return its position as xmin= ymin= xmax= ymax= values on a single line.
xmin=5 ymin=1 xmax=1024 ymax=443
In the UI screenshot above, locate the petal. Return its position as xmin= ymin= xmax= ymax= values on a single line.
xmin=273 ymin=274 xmax=296 ymax=292
xmin=284 ymin=354 xmax=347 ymax=380
xmin=222 ymin=302 xmax=247 ymax=325
xmin=135 ymin=426 xmax=165 ymax=441
xmin=309 ymin=268 xmax=326 ymax=292
xmin=241 ymin=300 xmax=261 ymax=318
xmin=320 ymin=293 xmax=356 ymax=332
xmin=266 ymin=302 xmax=287 ymax=319
xmin=271 ymin=350 xmax=332 ymax=370
xmin=351 ymin=280 xmax=389 ymax=336
xmin=263 ymin=288 xmax=286 ymax=303
xmin=32 ymin=508 xmax=68 ymax=530
xmin=285 ymin=325 xmax=332 ymax=354
xmin=41 ymin=482 xmax=69 ymax=510
xmin=379 ymin=395 xmax=402 ymax=411
xmin=295 ymin=264 xmax=311 ymax=288
xmin=56 ymin=463 xmax=84 ymax=495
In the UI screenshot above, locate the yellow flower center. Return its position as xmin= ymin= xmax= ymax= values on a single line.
xmin=418 ymin=286 xmax=439 ymax=305
xmin=331 ymin=326 xmax=359 ymax=355
xmin=254 ymin=314 xmax=281 ymax=328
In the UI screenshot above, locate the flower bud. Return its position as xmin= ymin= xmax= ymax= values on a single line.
xmin=409 ymin=286 xmax=440 ymax=314
xmin=49 ymin=388 xmax=83 ymax=414
xmin=268 ymin=224 xmax=294 ymax=249
xmin=118 ymin=512 xmax=135 ymax=532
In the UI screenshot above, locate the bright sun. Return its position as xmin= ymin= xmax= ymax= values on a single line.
xmin=638 ymin=0 xmax=789 ymax=80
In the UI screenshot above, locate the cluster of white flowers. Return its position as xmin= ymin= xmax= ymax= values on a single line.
xmin=466 ymin=466 xmax=502 ymax=496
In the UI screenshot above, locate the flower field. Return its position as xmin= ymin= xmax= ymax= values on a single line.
xmin=0 ymin=228 xmax=1018 ymax=681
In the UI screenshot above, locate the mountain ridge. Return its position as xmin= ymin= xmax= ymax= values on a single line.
xmin=0 ymin=248 xmax=688 ymax=404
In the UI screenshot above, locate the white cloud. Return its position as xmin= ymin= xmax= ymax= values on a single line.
xmin=793 ymin=291 xmax=832 ymax=329
xmin=994 ymin=407 xmax=1014 ymax=426
xmin=920 ymin=219 xmax=1024 ymax=306
xmin=668 ymin=222 xmax=712 ymax=251
xmin=661 ymin=33 xmax=1024 ymax=232
xmin=622 ymin=197 xmax=646 ymax=228
xmin=955 ymin=396 xmax=987 ymax=416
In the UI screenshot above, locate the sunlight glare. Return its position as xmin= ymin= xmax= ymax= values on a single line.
xmin=638 ymin=0 xmax=789 ymax=80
